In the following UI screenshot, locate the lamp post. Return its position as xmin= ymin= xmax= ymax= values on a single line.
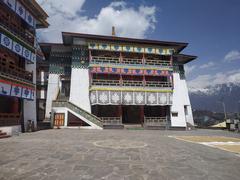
xmin=222 ymin=101 xmax=227 ymax=120
xmin=217 ymin=100 xmax=227 ymax=120
xmin=238 ymin=100 xmax=240 ymax=119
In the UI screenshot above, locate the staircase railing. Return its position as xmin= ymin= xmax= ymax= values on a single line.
xmin=52 ymin=100 xmax=103 ymax=128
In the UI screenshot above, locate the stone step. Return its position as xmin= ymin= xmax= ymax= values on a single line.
xmin=124 ymin=124 xmax=144 ymax=130
xmin=0 ymin=131 xmax=11 ymax=139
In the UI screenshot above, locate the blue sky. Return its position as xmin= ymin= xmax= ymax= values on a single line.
xmin=37 ymin=0 xmax=240 ymax=90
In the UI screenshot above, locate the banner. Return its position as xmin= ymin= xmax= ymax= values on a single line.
xmin=13 ymin=41 xmax=23 ymax=56
xmin=0 ymin=82 xmax=11 ymax=96
xmin=3 ymin=0 xmax=36 ymax=28
xmin=16 ymin=1 xmax=26 ymax=19
xmin=0 ymin=33 xmax=35 ymax=63
xmin=0 ymin=80 xmax=34 ymax=100
xmin=90 ymin=90 xmax=173 ymax=105
xmin=3 ymin=0 xmax=16 ymax=11
xmin=23 ymin=47 xmax=32 ymax=61
xmin=89 ymin=43 xmax=175 ymax=55
xmin=0 ymin=33 xmax=12 ymax=49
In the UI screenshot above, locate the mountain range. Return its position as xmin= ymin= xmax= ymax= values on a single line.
xmin=189 ymin=83 xmax=240 ymax=113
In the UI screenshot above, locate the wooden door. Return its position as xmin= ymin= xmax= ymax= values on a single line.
xmin=54 ymin=113 xmax=65 ymax=127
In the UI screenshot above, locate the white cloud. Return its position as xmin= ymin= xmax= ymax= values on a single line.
xmin=224 ymin=50 xmax=240 ymax=61
xmin=184 ymin=65 xmax=196 ymax=76
xmin=36 ymin=0 xmax=156 ymax=42
xmin=188 ymin=69 xmax=240 ymax=90
xmin=199 ymin=61 xmax=215 ymax=69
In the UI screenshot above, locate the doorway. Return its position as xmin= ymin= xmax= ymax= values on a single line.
xmin=122 ymin=106 xmax=142 ymax=124
xmin=53 ymin=113 xmax=65 ymax=126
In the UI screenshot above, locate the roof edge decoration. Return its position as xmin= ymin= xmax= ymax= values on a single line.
xmin=62 ymin=32 xmax=188 ymax=53
xmin=40 ymin=33 xmax=197 ymax=64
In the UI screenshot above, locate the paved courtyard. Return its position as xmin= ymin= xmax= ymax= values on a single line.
xmin=0 ymin=129 xmax=240 ymax=180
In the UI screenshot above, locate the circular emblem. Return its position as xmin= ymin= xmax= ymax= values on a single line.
xmin=19 ymin=6 xmax=23 ymax=15
xmin=15 ymin=44 xmax=21 ymax=52
xmin=24 ymin=89 xmax=29 ymax=96
xmin=28 ymin=15 xmax=32 ymax=23
xmin=3 ymin=37 xmax=10 ymax=46
xmin=25 ymin=49 xmax=30 ymax=57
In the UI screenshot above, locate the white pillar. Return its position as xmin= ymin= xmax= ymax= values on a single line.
xmin=24 ymin=61 xmax=37 ymax=129
xmin=45 ymin=74 xmax=60 ymax=119
xmin=69 ymin=68 xmax=91 ymax=113
xmin=171 ymin=73 xmax=194 ymax=127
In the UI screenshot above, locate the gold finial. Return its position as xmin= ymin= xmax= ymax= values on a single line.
xmin=112 ymin=26 xmax=116 ymax=36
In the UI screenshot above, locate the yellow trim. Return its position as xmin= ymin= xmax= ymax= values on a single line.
xmin=89 ymin=87 xmax=173 ymax=93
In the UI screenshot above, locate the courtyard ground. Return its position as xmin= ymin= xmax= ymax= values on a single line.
xmin=0 ymin=129 xmax=240 ymax=180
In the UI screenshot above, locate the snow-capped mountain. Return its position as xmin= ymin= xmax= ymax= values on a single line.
xmin=189 ymin=83 xmax=240 ymax=113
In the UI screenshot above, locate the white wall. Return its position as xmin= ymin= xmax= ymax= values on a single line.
xmin=24 ymin=61 xmax=37 ymax=129
xmin=51 ymin=107 xmax=102 ymax=129
xmin=45 ymin=74 xmax=60 ymax=119
xmin=69 ymin=68 xmax=91 ymax=113
xmin=0 ymin=125 xmax=21 ymax=136
xmin=171 ymin=73 xmax=194 ymax=127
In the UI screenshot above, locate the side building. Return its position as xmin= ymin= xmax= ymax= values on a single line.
xmin=39 ymin=32 xmax=196 ymax=130
xmin=0 ymin=0 xmax=48 ymax=135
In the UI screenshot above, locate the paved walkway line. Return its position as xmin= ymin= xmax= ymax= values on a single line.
xmin=169 ymin=136 xmax=240 ymax=155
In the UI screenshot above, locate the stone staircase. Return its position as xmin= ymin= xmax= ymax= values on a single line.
xmin=52 ymin=100 xmax=103 ymax=129
xmin=0 ymin=130 xmax=11 ymax=139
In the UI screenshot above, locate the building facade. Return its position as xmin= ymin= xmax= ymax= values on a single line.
xmin=0 ymin=0 xmax=48 ymax=135
xmin=39 ymin=32 xmax=196 ymax=130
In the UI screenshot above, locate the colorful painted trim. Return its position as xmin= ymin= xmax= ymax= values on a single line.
xmin=89 ymin=86 xmax=173 ymax=93
xmin=0 ymin=74 xmax=34 ymax=88
xmin=90 ymin=90 xmax=173 ymax=105
xmin=90 ymin=66 xmax=172 ymax=76
xmin=0 ymin=79 xmax=35 ymax=100
xmin=88 ymin=42 xmax=175 ymax=55
xmin=89 ymin=63 xmax=172 ymax=70
xmin=0 ymin=33 xmax=36 ymax=62
xmin=3 ymin=0 xmax=36 ymax=28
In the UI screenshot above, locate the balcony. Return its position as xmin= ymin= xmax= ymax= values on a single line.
xmin=91 ymin=79 xmax=172 ymax=88
xmin=122 ymin=80 xmax=143 ymax=87
xmin=122 ymin=57 xmax=142 ymax=65
xmin=145 ymin=59 xmax=171 ymax=66
xmin=145 ymin=81 xmax=172 ymax=88
xmin=0 ymin=54 xmax=33 ymax=82
xmin=0 ymin=5 xmax=35 ymax=47
xmin=92 ymin=79 xmax=120 ymax=86
xmin=91 ymin=56 xmax=171 ymax=67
